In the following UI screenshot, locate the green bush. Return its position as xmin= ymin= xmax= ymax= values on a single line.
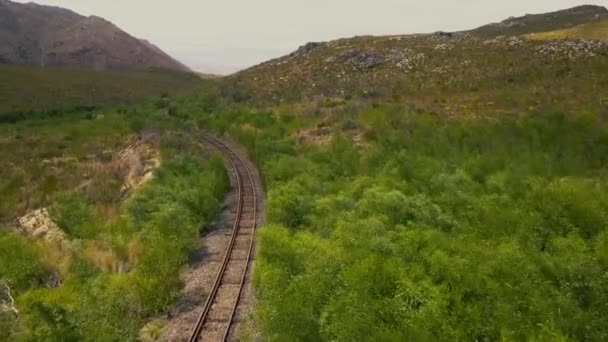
xmin=2 ymin=130 xmax=229 ymax=341
xmin=210 ymin=107 xmax=608 ymax=341
xmin=51 ymin=193 xmax=97 ymax=239
xmin=0 ymin=233 xmax=47 ymax=291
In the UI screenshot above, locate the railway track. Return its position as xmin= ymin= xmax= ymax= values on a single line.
xmin=189 ymin=133 xmax=258 ymax=342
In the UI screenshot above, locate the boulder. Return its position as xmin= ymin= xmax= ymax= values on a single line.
xmin=433 ymin=31 xmax=454 ymax=38
xmin=16 ymin=208 xmax=66 ymax=243
xmin=339 ymin=49 xmax=385 ymax=69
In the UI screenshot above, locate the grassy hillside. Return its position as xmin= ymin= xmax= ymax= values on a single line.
xmin=0 ymin=106 xmax=229 ymax=341
xmin=0 ymin=65 xmax=200 ymax=121
xmin=470 ymin=5 xmax=608 ymax=38
xmin=527 ymin=19 xmax=608 ymax=41
xmin=0 ymin=56 xmax=210 ymax=342
xmin=223 ymin=31 xmax=608 ymax=117
xmin=0 ymin=111 xmax=131 ymax=222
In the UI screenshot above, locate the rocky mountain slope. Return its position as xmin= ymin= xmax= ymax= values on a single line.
xmin=0 ymin=0 xmax=189 ymax=71
xmin=223 ymin=5 xmax=608 ymax=117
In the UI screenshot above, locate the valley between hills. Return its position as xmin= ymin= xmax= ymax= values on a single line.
xmin=1 ymin=1 xmax=608 ymax=341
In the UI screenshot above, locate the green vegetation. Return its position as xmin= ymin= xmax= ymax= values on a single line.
xmin=193 ymin=102 xmax=608 ymax=340
xmin=0 ymin=65 xmax=200 ymax=122
xmin=527 ymin=19 xmax=608 ymax=41
xmin=225 ymin=32 xmax=608 ymax=118
xmin=0 ymin=105 xmax=229 ymax=341
xmin=0 ymin=111 xmax=132 ymax=221
xmin=470 ymin=5 xmax=608 ymax=38
xmin=2 ymin=5 xmax=608 ymax=341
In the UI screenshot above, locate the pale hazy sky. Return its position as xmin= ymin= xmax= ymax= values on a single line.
xmin=13 ymin=0 xmax=607 ymax=73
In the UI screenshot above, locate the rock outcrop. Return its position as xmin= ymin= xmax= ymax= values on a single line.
xmin=16 ymin=208 xmax=66 ymax=243
xmin=536 ymin=39 xmax=608 ymax=60
xmin=118 ymin=138 xmax=161 ymax=197
xmin=339 ymin=49 xmax=385 ymax=69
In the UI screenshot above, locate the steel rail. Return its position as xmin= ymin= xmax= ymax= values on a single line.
xmin=188 ymin=133 xmax=257 ymax=342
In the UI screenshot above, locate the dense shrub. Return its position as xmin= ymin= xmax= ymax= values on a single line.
xmin=52 ymin=193 xmax=97 ymax=239
xmin=2 ymin=133 xmax=229 ymax=341
xmin=204 ymin=106 xmax=608 ymax=341
xmin=0 ymin=233 xmax=48 ymax=291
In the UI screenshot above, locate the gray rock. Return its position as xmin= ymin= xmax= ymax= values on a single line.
xmin=433 ymin=31 xmax=454 ymax=38
xmin=536 ymin=39 xmax=608 ymax=60
xmin=387 ymin=48 xmax=425 ymax=70
xmin=291 ymin=42 xmax=327 ymax=57
xmin=339 ymin=49 xmax=385 ymax=69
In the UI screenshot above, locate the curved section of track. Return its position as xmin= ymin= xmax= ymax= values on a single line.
xmin=189 ymin=133 xmax=257 ymax=342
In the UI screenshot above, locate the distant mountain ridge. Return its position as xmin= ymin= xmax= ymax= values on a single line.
xmin=0 ymin=0 xmax=189 ymax=71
